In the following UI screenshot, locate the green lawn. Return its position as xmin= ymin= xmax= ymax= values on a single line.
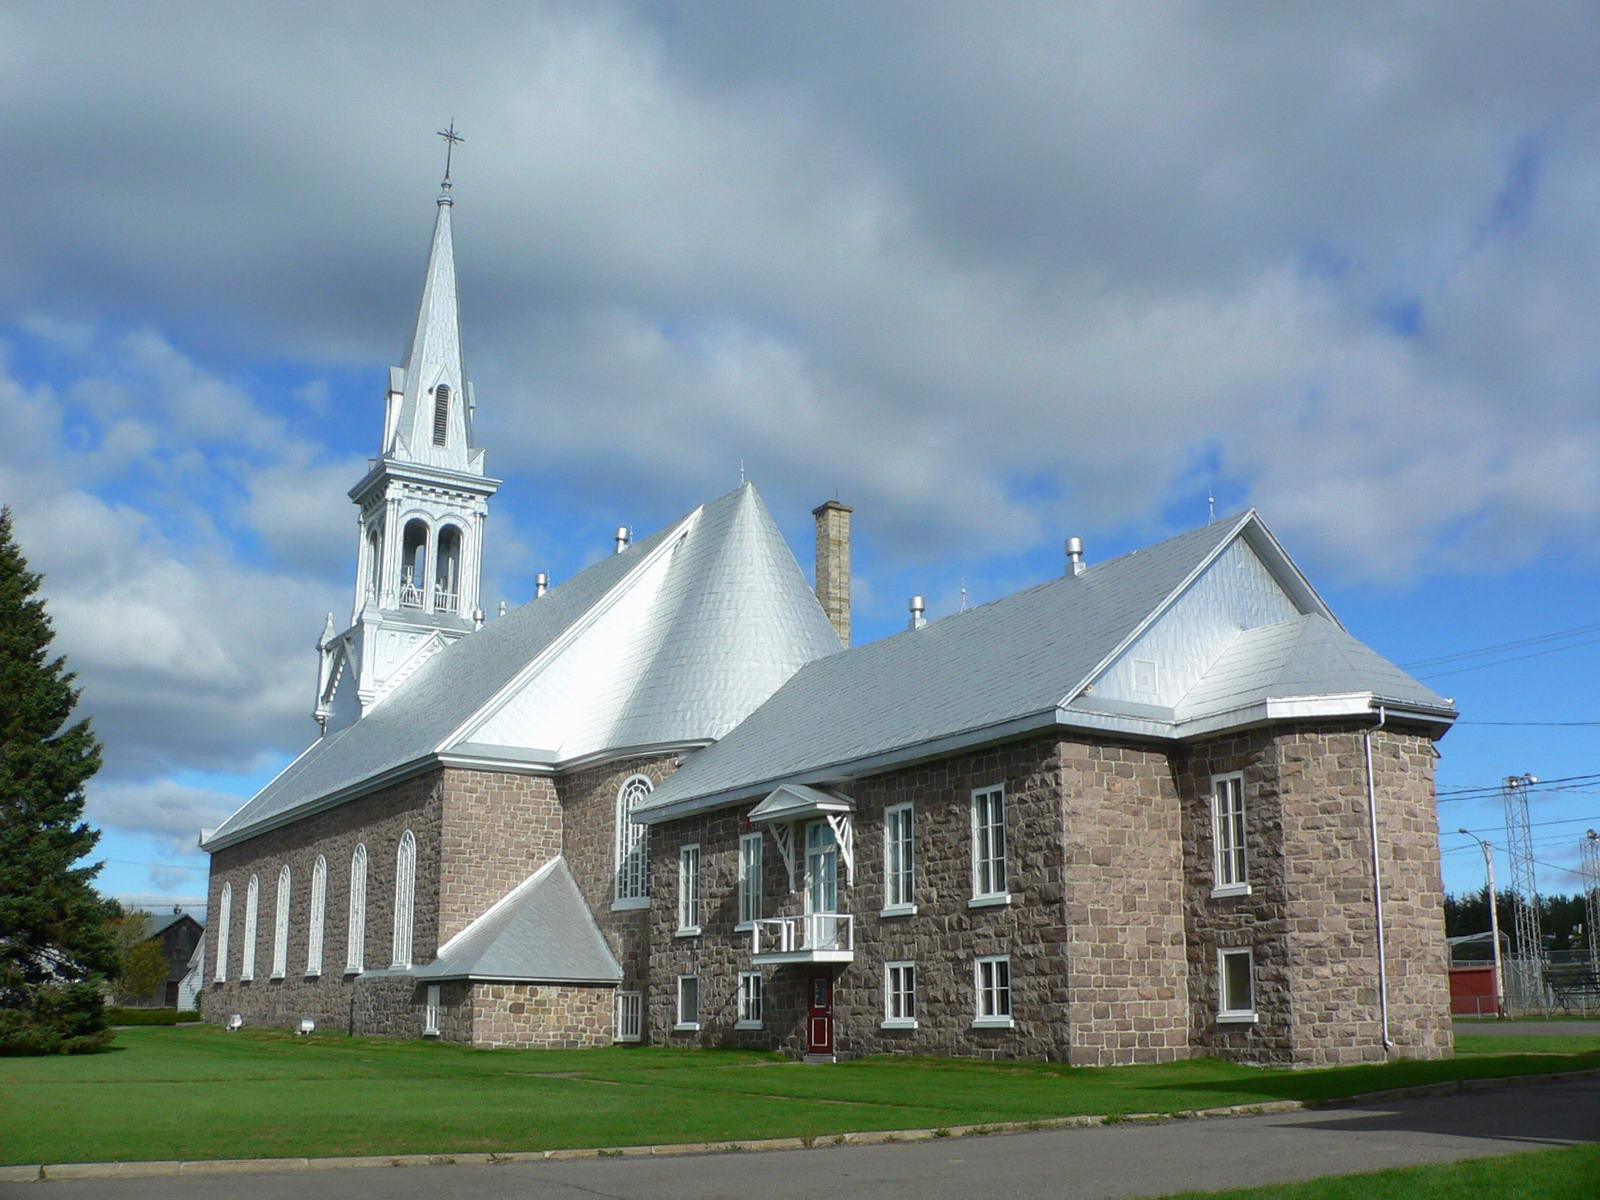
xmin=2 ymin=1027 xmax=1597 ymax=1165
xmin=1154 ymin=1143 xmax=1600 ymax=1199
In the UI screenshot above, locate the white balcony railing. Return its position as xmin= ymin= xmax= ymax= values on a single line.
xmin=751 ymin=913 xmax=854 ymax=964
xmin=433 ymin=589 xmax=459 ymax=615
xmin=398 ymin=570 xmax=424 ymax=609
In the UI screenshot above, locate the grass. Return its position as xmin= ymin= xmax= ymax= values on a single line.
xmin=1152 ymin=1143 xmax=1600 ymax=1199
xmin=2 ymin=1027 xmax=1597 ymax=1165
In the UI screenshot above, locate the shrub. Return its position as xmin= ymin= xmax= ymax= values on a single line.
xmin=0 ymin=982 xmax=113 ymax=1055
xmin=104 ymin=1007 xmax=200 ymax=1026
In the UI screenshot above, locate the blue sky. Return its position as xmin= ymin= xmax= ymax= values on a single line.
xmin=3 ymin=2 xmax=1598 ymax=913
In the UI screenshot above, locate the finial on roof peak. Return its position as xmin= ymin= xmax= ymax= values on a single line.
xmin=436 ymin=120 xmax=464 ymax=204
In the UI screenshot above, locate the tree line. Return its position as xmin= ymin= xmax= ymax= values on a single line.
xmin=1444 ymin=889 xmax=1596 ymax=954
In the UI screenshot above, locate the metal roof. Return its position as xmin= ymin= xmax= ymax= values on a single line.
xmin=205 ymin=482 xmax=840 ymax=851
xmin=406 ymin=857 xmax=622 ymax=984
xmin=639 ymin=511 xmax=1452 ymax=821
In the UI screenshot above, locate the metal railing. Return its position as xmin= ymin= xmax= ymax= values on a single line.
xmin=433 ymin=588 xmax=459 ymax=615
xmin=751 ymin=912 xmax=853 ymax=957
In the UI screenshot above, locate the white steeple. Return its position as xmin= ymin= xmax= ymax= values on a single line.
xmin=314 ymin=133 xmax=502 ymax=735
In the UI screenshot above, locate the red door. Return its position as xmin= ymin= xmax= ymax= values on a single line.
xmin=807 ymin=974 xmax=833 ymax=1054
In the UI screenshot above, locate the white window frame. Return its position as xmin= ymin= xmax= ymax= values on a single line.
xmin=883 ymin=961 xmax=917 ymax=1029
xmin=423 ymin=984 xmax=441 ymax=1036
xmin=737 ymin=832 xmax=763 ymax=930
xmin=973 ymin=955 xmax=1014 ymax=1028
xmin=270 ymin=865 xmax=291 ymax=980
xmin=1211 ymin=771 xmax=1250 ymax=897
xmin=1218 ymin=947 xmax=1258 ymax=1023
xmin=675 ymin=974 xmax=700 ymax=1031
xmin=392 ymin=829 xmax=417 ymax=968
xmin=736 ymin=971 xmax=764 ymax=1029
xmin=882 ymin=802 xmax=916 ymax=916
xmin=677 ymin=844 xmax=701 ymax=936
xmin=613 ymin=775 xmax=653 ymax=910
xmin=346 ymin=843 xmax=367 ymax=974
xmin=616 ymin=990 xmax=643 ymax=1042
xmin=970 ymin=785 xmax=1009 ymax=907
xmin=213 ymin=883 xmax=232 ymax=981
xmin=306 ymin=855 xmax=327 ymax=976
xmin=241 ymin=874 xmax=260 ymax=981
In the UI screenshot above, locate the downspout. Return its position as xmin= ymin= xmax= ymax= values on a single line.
xmin=1363 ymin=703 xmax=1393 ymax=1052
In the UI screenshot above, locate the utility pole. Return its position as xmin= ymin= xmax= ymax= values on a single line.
xmin=1502 ymin=773 xmax=1541 ymax=1010
xmin=1459 ymin=829 xmax=1505 ymax=1017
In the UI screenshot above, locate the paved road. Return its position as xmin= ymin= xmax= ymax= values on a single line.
xmin=1453 ymin=1019 xmax=1599 ymax=1036
xmin=8 ymin=1075 xmax=1596 ymax=1200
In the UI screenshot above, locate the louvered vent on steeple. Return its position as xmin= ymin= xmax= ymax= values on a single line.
xmin=432 ymin=385 xmax=450 ymax=446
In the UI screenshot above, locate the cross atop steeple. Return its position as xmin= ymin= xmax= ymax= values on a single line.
xmin=437 ymin=120 xmax=464 ymax=192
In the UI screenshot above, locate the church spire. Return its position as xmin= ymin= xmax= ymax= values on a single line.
xmin=381 ymin=124 xmax=480 ymax=474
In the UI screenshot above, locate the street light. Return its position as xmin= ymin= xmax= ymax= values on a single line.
xmin=1459 ymin=829 xmax=1506 ymax=1018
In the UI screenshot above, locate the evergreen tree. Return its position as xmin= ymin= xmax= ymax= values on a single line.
xmin=0 ymin=507 xmax=116 ymax=1053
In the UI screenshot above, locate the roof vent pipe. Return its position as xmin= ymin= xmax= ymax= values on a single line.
xmin=1065 ymin=536 xmax=1086 ymax=576
xmin=534 ymin=572 xmax=549 ymax=598
xmin=614 ymin=526 xmax=631 ymax=555
xmin=908 ymin=595 xmax=927 ymax=631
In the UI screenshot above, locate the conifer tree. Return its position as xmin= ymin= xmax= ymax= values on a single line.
xmin=0 ymin=507 xmax=117 ymax=1053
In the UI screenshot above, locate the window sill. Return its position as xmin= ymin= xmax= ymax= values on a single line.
xmin=422 ymin=1029 xmax=441 ymax=1039
xmin=673 ymin=1022 xmax=701 ymax=1033
xmin=971 ymin=1017 xmax=1015 ymax=1030
xmin=305 ymin=970 xmax=321 ymax=979
xmin=968 ymin=893 xmax=1012 ymax=909
xmin=734 ymin=1020 xmax=764 ymax=1031
xmin=879 ymin=904 xmax=917 ymax=918
xmin=344 ymin=968 xmax=363 ymax=977
xmin=881 ymin=1018 xmax=919 ymax=1031
xmin=270 ymin=973 xmax=285 ymax=981
xmin=1217 ymin=1012 xmax=1259 ymax=1024
xmin=1211 ymin=884 xmax=1253 ymax=899
xmin=615 ymin=1034 xmax=641 ymax=1043
xmin=675 ymin=926 xmax=701 ymax=938
xmin=734 ymin=921 xmax=755 ymax=933
xmin=612 ymin=896 xmax=651 ymax=912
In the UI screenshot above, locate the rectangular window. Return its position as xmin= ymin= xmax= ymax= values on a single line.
xmin=737 ymin=832 xmax=763 ymax=929
xmin=1219 ymin=948 xmax=1257 ymax=1022
xmin=973 ymin=955 xmax=1013 ymax=1028
xmin=883 ymin=803 xmax=915 ymax=915
xmin=676 ymin=975 xmax=700 ymax=1031
xmin=677 ymin=844 xmax=701 ymax=935
xmin=883 ymin=961 xmax=917 ymax=1029
xmin=423 ymin=984 xmax=441 ymax=1036
xmin=616 ymin=990 xmax=643 ymax=1042
xmin=737 ymin=972 xmax=764 ymax=1028
xmin=970 ymin=785 xmax=1008 ymax=904
xmin=1211 ymin=772 xmax=1249 ymax=895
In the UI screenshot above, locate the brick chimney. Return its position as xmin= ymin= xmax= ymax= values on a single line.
xmin=812 ymin=500 xmax=853 ymax=647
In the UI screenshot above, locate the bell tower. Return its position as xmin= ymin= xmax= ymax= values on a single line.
xmin=315 ymin=128 xmax=501 ymax=734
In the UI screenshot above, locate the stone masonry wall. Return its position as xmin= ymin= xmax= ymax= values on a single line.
xmin=1059 ymin=741 xmax=1191 ymax=1065
xmin=205 ymin=771 xmax=444 ymax=1034
xmin=648 ymin=736 xmax=1076 ymax=1060
xmin=1278 ymin=725 xmax=1452 ymax=1063
xmin=438 ymin=770 xmax=562 ymax=943
xmin=1176 ymin=730 xmax=1295 ymax=1063
xmin=557 ymin=754 xmax=681 ymax=1040
xmin=470 ymin=983 xmax=614 ymax=1048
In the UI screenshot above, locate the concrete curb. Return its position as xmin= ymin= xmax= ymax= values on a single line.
xmin=16 ymin=1065 xmax=1600 ymax=1183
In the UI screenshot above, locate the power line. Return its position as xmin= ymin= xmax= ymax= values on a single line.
xmin=1455 ymin=720 xmax=1600 ymax=727
xmin=1416 ymin=634 xmax=1600 ymax=680
xmin=1402 ymin=621 xmax=1600 ymax=670
xmin=1437 ymin=772 xmax=1600 ymax=800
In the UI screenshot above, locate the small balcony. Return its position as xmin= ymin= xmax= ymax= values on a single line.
xmin=751 ymin=913 xmax=854 ymax=965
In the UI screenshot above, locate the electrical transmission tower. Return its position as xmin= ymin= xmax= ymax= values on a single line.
xmin=1581 ymin=830 xmax=1600 ymax=978
xmin=1502 ymin=774 xmax=1542 ymax=1007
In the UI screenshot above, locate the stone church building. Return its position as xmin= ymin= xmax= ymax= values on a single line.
xmin=201 ymin=176 xmax=1458 ymax=1066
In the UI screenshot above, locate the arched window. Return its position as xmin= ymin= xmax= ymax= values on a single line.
xmin=433 ymin=525 xmax=462 ymax=614
xmin=214 ymin=883 xmax=232 ymax=981
xmin=241 ymin=875 xmax=260 ymax=981
xmin=346 ymin=844 xmax=367 ymax=974
xmin=615 ymin=775 xmax=653 ymax=904
xmin=432 ymin=384 xmax=451 ymax=445
xmin=306 ymin=855 xmax=327 ymax=976
xmin=399 ymin=519 xmax=429 ymax=608
xmin=271 ymin=865 xmax=291 ymax=979
xmin=392 ymin=829 xmax=417 ymax=968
